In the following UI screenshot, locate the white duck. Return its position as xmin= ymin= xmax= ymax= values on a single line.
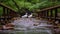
xmin=22 ymin=13 xmax=28 ymax=18
xmin=28 ymin=13 xmax=32 ymax=18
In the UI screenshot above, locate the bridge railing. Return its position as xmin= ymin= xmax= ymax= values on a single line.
xmin=37 ymin=5 xmax=60 ymax=23
xmin=0 ymin=3 xmax=17 ymax=17
xmin=0 ymin=3 xmax=19 ymax=27
xmin=0 ymin=3 xmax=19 ymax=20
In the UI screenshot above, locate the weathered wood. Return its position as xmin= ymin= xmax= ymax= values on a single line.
xmin=3 ymin=7 xmax=5 ymax=17
xmin=46 ymin=10 xmax=49 ymax=18
xmin=43 ymin=11 xmax=45 ymax=18
xmin=49 ymin=9 xmax=53 ymax=20
xmin=0 ymin=3 xmax=16 ymax=12
xmin=39 ymin=5 xmax=60 ymax=12
xmin=55 ymin=8 xmax=58 ymax=18
xmin=37 ymin=5 xmax=60 ymax=24
xmin=0 ymin=3 xmax=20 ymax=25
xmin=7 ymin=8 xmax=9 ymax=15
xmin=42 ymin=12 xmax=44 ymax=18
xmin=39 ymin=12 xmax=42 ymax=18
xmin=50 ymin=9 xmax=53 ymax=17
xmin=41 ymin=12 xmax=44 ymax=18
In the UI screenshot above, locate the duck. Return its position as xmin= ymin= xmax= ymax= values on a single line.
xmin=22 ymin=13 xmax=28 ymax=18
xmin=28 ymin=13 xmax=32 ymax=18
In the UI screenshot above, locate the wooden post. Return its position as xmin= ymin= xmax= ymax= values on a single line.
xmin=45 ymin=11 xmax=48 ymax=18
xmin=3 ymin=7 xmax=6 ymax=23
xmin=7 ymin=8 xmax=9 ymax=20
xmin=6 ymin=8 xmax=8 ymax=15
xmin=46 ymin=10 xmax=49 ymax=19
xmin=53 ymin=8 xmax=58 ymax=25
xmin=54 ymin=8 xmax=58 ymax=25
xmin=3 ymin=7 xmax=5 ymax=17
xmin=50 ymin=9 xmax=53 ymax=19
xmin=42 ymin=11 xmax=44 ymax=18
xmin=40 ymin=11 xmax=42 ymax=18
xmin=44 ymin=11 xmax=46 ymax=18
xmin=37 ymin=12 xmax=40 ymax=17
xmin=55 ymin=8 xmax=58 ymax=20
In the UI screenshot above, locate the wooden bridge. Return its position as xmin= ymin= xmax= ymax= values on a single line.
xmin=37 ymin=5 xmax=60 ymax=24
xmin=0 ymin=3 xmax=20 ymax=17
xmin=0 ymin=3 xmax=60 ymax=24
xmin=0 ymin=3 xmax=60 ymax=34
xmin=0 ymin=3 xmax=19 ymax=25
xmin=0 ymin=3 xmax=60 ymax=29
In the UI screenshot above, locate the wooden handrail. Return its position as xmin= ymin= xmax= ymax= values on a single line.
xmin=37 ymin=5 xmax=60 ymax=23
xmin=37 ymin=5 xmax=60 ymax=12
xmin=0 ymin=3 xmax=16 ymax=12
xmin=0 ymin=3 xmax=19 ymax=24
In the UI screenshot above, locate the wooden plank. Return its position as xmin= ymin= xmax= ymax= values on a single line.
xmin=3 ymin=7 xmax=5 ymax=16
xmin=45 ymin=17 xmax=60 ymax=20
xmin=46 ymin=10 xmax=49 ymax=18
xmin=50 ymin=9 xmax=53 ymax=17
xmin=41 ymin=5 xmax=60 ymax=11
xmin=54 ymin=8 xmax=58 ymax=21
xmin=0 ymin=3 xmax=16 ymax=12
xmin=55 ymin=8 xmax=58 ymax=18
xmin=41 ymin=12 xmax=44 ymax=18
xmin=44 ymin=11 xmax=46 ymax=17
xmin=36 ymin=5 xmax=60 ymax=13
xmin=49 ymin=9 xmax=53 ymax=19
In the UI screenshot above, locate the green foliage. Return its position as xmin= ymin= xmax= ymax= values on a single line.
xmin=0 ymin=0 xmax=60 ymax=10
xmin=0 ymin=0 xmax=60 ymax=16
